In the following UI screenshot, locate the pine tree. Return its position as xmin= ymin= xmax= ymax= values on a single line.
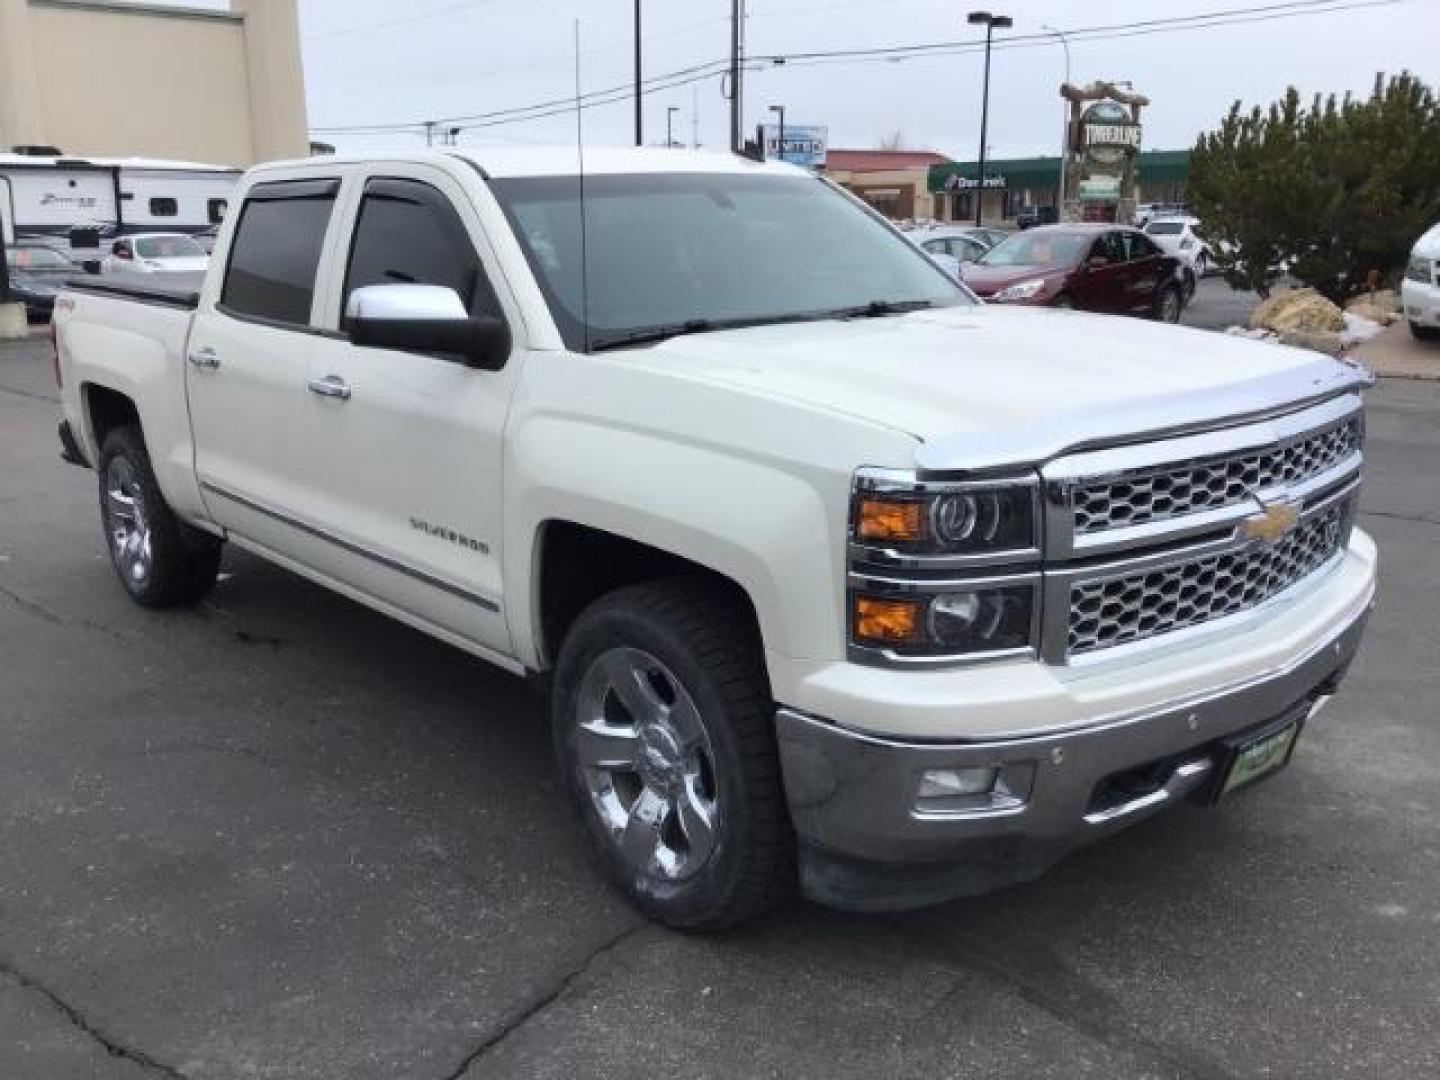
xmin=1189 ymin=72 xmax=1440 ymax=302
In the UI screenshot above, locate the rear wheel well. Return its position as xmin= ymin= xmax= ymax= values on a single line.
xmin=537 ymin=521 xmax=762 ymax=670
xmin=85 ymin=385 xmax=140 ymax=451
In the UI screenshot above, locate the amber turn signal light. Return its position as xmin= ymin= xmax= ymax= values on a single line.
xmin=856 ymin=498 xmax=923 ymax=542
xmin=853 ymin=597 xmax=922 ymax=643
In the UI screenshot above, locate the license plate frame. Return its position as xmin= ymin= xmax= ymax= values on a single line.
xmin=1214 ymin=714 xmax=1304 ymax=801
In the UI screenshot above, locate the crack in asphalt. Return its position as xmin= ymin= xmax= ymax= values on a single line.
xmin=0 ymin=380 xmax=59 ymax=404
xmin=440 ymin=922 xmax=646 ymax=1080
xmin=0 ymin=962 xmax=187 ymax=1078
xmin=917 ymin=915 xmax=1239 ymax=1080
xmin=0 ymin=578 xmax=136 ymax=642
xmin=1360 ymin=507 xmax=1440 ymax=528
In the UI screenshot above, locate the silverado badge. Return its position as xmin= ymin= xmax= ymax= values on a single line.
xmin=1242 ymin=500 xmax=1301 ymax=544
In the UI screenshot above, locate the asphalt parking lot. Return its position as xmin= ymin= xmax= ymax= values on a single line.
xmin=1 ymin=331 xmax=1437 ymax=1079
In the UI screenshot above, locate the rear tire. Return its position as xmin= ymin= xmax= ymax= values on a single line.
xmin=1052 ymin=293 xmax=1075 ymax=309
xmin=1411 ymin=320 xmax=1440 ymax=342
xmin=1154 ymin=284 xmax=1183 ymax=323
xmin=98 ymin=425 xmax=222 ymax=608
xmin=551 ymin=578 xmax=794 ymax=930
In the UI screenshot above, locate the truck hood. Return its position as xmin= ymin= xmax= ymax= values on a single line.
xmin=618 ymin=304 xmax=1368 ymax=470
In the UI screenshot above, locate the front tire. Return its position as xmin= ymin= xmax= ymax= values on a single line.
xmin=98 ymin=425 xmax=222 ymax=608
xmin=551 ymin=578 xmax=794 ymax=930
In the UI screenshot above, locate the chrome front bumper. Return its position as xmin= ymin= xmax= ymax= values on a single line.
xmin=776 ymin=602 xmax=1371 ymax=911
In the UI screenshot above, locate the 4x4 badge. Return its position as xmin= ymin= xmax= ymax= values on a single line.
xmin=1242 ymin=500 xmax=1301 ymax=544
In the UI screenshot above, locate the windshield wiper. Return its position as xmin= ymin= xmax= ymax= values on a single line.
xmin=589 ymin=319 xmax=720 ymax=352
xmin=828 ymin=299 xmax=936 ymax=319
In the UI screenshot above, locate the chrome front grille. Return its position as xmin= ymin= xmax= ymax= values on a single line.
xmin=1041 ymin=394 xmax=1366 ymax=661
xmin=1072 ymin=416 xmax=1362 ymax=534
xmin=1067 ymin=499 xmax=1351 ymax=655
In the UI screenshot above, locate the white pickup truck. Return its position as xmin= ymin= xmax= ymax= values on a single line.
xmin=53 ymin=149 xmax=1377 ymax=929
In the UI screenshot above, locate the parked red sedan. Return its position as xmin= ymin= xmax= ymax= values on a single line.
xmin=961 ymin=223 xmax=1190 ymax=322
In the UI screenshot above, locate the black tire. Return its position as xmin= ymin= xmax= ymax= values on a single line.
xmin=98 ymin=424 xmax=222 ymax=608
xmin=1052 ymin=293 xmax=1075 ymax=309
xmin=1154 ymin=283 xmax=1183 ymax=323
xmin=1195 ymin=251 xmax=1210 ymax=278
xmin=551 ymin=578 xmax=794 ymax=930
xmin=1411 ymin=320 xmax=1440 ymax=342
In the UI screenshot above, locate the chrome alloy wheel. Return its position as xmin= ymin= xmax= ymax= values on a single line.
xmin=103 ymin=457 xmax=153 ymax=587
xmin=574 ymin=647 xmax=720 ymax=881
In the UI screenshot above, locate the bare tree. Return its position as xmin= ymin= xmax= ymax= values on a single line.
xmin=875 ymin=129 xmax=907 ymax=151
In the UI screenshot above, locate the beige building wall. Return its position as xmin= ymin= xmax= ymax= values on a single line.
xmin=0 ymin=0 xmax=307 ymax=166
xmin=826 ymin=167 xmax=932 ymax=221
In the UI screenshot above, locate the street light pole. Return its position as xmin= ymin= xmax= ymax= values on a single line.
xmin=634 ymin=0 xmax=643 ymax=146
xmin=666 ymin=106 xmax=679 ymax=148
xmin=769 ymin=104 xmax=785 ymax=162
xmin=1042 ymin=23 xmax=1071 ymax=220
xmin=966 ymin=11 xmax=1011 ymax=228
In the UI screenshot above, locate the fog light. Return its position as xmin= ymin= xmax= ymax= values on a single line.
xmin=918 ymin=767 xmax=998 ymax=800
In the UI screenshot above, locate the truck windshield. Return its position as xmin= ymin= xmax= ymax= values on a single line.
xmin=489 ymin=171 xmax=970 ymax=352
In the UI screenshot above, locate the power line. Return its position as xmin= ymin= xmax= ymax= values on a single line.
xmin=307 ymin=0 xmax=1406 ymax=137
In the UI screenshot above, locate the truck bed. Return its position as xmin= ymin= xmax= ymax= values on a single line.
xmin=63 ymin=271 xmax=204 ymax=310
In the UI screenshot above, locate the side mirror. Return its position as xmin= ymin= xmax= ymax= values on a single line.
xmin=345 ymin=284 xmax=510 ymax=370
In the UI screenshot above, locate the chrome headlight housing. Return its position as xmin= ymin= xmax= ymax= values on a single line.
xmin=991 ymin=278 xmax=1048 ymax=302
xmin=849 ymin=471 xmax=1042 ymax=664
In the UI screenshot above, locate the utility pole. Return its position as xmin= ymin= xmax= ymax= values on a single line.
xmin=729 ymin=0 xmax=745 ymax=153
xmin=967 ymin=11 xmax=1011 ymax=227
xmin=666 ymin=106 xmax=679 ymax=148
xmin=633 ymin=0 xmax=643 ymax=146
xmin=1042 ymin=24 xmax=1071 ymax=219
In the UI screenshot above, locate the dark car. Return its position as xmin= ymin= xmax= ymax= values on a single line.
xmin=1015 ymin=205 xmax=1058 ymax=229
xmin=961 ymin=224 xmax=1189 ymax=322
xmin=3 ymin=244 xmax=77 ymax=322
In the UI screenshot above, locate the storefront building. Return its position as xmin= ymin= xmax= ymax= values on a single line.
xmin=926 ymin=149 xmax=1189 ymax=227
xmin=823 ymin=150 xmax=953 ymax=221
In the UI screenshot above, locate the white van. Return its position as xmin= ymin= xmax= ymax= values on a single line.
xmin=1402 ymin=222 xmax=1440 ymax=341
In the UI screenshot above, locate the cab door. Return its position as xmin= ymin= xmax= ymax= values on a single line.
xmin=186 ymin=176 xmax=344 ymax=557
xmin=300 ymin=166 xmax=520 ymax=655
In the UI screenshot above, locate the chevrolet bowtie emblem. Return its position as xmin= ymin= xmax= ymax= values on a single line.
xmin=1242 ymin=500 xmax=1300 ymax=544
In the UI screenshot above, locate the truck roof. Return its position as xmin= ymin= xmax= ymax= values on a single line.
xmin=248 ymin=146 xmax=804 ymax=181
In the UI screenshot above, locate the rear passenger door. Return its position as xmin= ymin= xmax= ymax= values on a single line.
xmin=1121 ymin=231 xmax=1169 ymax=313
xmin=1071 ymin=233 xmax=1127 ymax=313
xmin=300 ymin=166 xmax=519 ymax=655
xmin=187 ymin=176 xmax=342 ymax=557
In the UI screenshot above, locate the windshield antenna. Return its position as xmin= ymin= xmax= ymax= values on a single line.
xmin=574 ymin=18 xmax=591 ymax=354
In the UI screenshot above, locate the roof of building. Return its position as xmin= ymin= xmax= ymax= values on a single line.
xmin=0 ymin=152 xmax=240 ymax=172
xmin=928 ymin=149 xmax=1190 ymax=191
xmin=825 ymin=149 xmax=953 ymax=173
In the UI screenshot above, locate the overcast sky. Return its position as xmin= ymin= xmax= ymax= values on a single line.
xmin=284 ymin=0 xmax=1438 ymax=160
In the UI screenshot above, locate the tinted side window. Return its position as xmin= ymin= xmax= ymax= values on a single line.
xmin=221 ymin=180 xmax=338 ymax=326
xmin=343 ymin=178 xmax=500 ymax=319
xmin=1130 ymin=233 xmax=1162 ymax=259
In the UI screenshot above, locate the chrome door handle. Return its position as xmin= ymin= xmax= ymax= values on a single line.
xmin=187 ymin=347 xmax=219 ymax=369
xmin=307 ymin=375 xmax=352 ymax=400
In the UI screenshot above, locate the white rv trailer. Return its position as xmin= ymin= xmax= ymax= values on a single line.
xmin=0 ymin=152 xmax=241 ymax=246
